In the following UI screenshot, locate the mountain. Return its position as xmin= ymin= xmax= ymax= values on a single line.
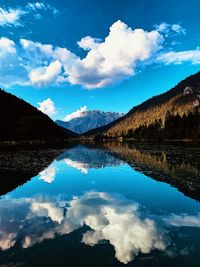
xmin=56 ymin=110 xmax=124 ymax=134
xmin=0 ymin=88 xmax=77 ymax=142
xmin=84 ymin=71 xmax=200 ymax=140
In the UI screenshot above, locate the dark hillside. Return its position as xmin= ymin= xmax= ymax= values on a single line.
xmin=0 ymin=89 xmax=77 ymax=141
xmin=84 ymin=71 xmax=200 ymax=140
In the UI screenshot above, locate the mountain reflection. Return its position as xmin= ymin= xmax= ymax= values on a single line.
xmin=1 ymin=143 xmax=200 ymax=266
xmin=38 ymin=166 xmax=58 ymax=183
xmin=1 ymin=143 xmax=200 ymax=202
xmin=0 ymin=148 xmax=62 ymax=195
xmin=57 ymin=145 xmax=124 ymax=173
xmin=102 ymin=142 xmax=200 ymax=202
xmin=1 ymin=191 xmax=199 ymax=264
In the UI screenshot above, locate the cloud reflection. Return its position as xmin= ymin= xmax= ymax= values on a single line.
xmin=0 ymin=192 xmax=199 ymax=263
xmin=57 ymin=146 xmax=124 ymax=174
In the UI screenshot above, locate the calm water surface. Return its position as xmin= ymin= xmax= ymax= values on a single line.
xmin=0 ymin=143 xmax=200 ymax=266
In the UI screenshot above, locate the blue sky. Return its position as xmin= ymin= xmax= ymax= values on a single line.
xmin=0 ymin=0 xmax=200 ymax=120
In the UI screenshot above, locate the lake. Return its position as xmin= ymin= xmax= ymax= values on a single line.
xmin=0 ymin=142 xmax=200 ymax=267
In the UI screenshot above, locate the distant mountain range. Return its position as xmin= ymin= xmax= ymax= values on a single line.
xmin=56 ymin=110 xmax=124 ymax=134
xmin=0 ymin=89 xmax=77 ymax=142
xmin=1 ymin=71 xmax=200 ymax=142
xmin=84 ymin=71 xmax=200 ymax=140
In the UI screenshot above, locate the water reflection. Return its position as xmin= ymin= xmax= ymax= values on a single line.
xmin=1 ymin=143 xmax=200 ymax=200
xmin=39 ymin=166 xmax=58 ymax=183
xmin=0 ymin=143 xmax=200 ymax=266
xmin=1 ymin=191 xmax=199 ymax=264
xmin=0 ymin=148 xmax=62 ymax=195
xmin=102 ymin=142 xmax=200 ymax=201
xmin=57 ymin=145 xmax=124 ymax=174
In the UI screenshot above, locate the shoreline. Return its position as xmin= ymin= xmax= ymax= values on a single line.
xmin=0 ymin=137 xmax=200 ymax=148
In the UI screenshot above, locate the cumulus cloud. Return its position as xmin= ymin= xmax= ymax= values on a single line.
xmin=29 ymin=60 xmax=62 ymax=86
xmin=0 ymin=7 xmax=23 ymax=26
xmin=63 ymin=106 xmax=87 ymax=122
xmin=77 ymin=36 xmax=101 ymax=50
xmin=0 ymin=192 xmax=170 ymax=263
xmin=19 ymin=38 xmax=77 ymax=86
xmin=20 ymin=38 xmax=53 ymax=55
xmin=30 ymin=201 xmax=64 ymax=224
xmin=72 ymin=192 xmax=169 ymax=263
xmin=0 ymin=20 xmax=198 ymax=89
xmin=0 ymin=20 xmax=164 ymax=88
xmin=158 ymin=49 xmax=200 ymax=65
xmin=38 ymin=98 xmax=57 ymax=116
xmin=0 ymin=37 xmax=16 ymax=56
xmin=0 ymin=37 xmax=25 ymax=87
xmin=20 ymin=38 xmax=78 ymax=65
xmin=38 ymin=166 xmax=57 ymax=183
xmin=68 ymin=20 xmax=164 ymax=88
xmin=1 ymin=192 xmax=200 ymax=263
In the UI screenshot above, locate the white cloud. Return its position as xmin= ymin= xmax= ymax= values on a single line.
xmin=24 ymin=192 xmax=169 ymax=263
xmin=0 ymin=20 xmax=165 ymax=88
xmin=19 ymin=38 xmax=77 ymax=86
xmin=38 ymin=98 xmax=57 ymax=116
xmin=68 ymin=20 xmax=164 ymax=88
xmin=63 ymin=106 xmax=87 ymax=122
xmin=39 ymin=166 xmax=57 ymax=183
xmin=30 ymin=201 xmax=63 ymax=224
xmin=1 ymin=193 xmax=200 ymax=263
xmin=77 ymin=36 xmax=101 ymax=51
xmin=0 ymin=20 xmax=198 ymax=89
xmin=0 ymin=7 xmax=23 ymax=26
xmin=26 ymin=2 xmax=59 ymax=15
xmin=0 ymin=193 xmax=169 ymax=263
xmin=171 ymin=24 xmax=186 ymax=35
xmin=163 ymin=213 xmax=200 ymax=227
xmin=73 ymin=192 xmax=169 ymax=264
xmin=0 ymin=37 xmax=16 ymax=57
xmin=158 ymin=49 xmax=200 ymax=65
xmin=155 ymin=22 xmax=186 ymax=36
xmin=29 ymin=60 xmax=62 ymax=86
xmin=20 ymin=38 xmax=53 ymax=55
xmin=0 ymin=2 xmax=59 ymax=28
xmin=0 ymin=232 xmax=17 ymax=251
xmin=26 ymin=2 xmax=46 ymax=10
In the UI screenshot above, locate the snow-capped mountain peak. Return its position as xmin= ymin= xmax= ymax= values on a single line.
xmin=63 ymin=106 xmax=88 ymax=122
xmin=56 ymin=109 xmax=124 ymax=134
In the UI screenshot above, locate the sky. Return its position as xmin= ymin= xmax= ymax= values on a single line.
xmin=0 ymin=0 xmax=200 ymax=121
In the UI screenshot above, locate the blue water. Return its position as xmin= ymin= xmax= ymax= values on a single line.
xmin=0 ymin=144 xmax=200 ymax=266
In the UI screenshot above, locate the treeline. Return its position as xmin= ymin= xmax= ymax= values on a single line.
xmin=86 ymin=71 xmax=200 ymax=139
xmin=94 ymin=109 xmax=200 ymax=140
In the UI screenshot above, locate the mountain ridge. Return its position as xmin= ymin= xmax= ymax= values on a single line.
xmin=83 ymin=71 xmax=200 ymax=139
xmin=56 ymin=110 xmax=124 ymax=134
